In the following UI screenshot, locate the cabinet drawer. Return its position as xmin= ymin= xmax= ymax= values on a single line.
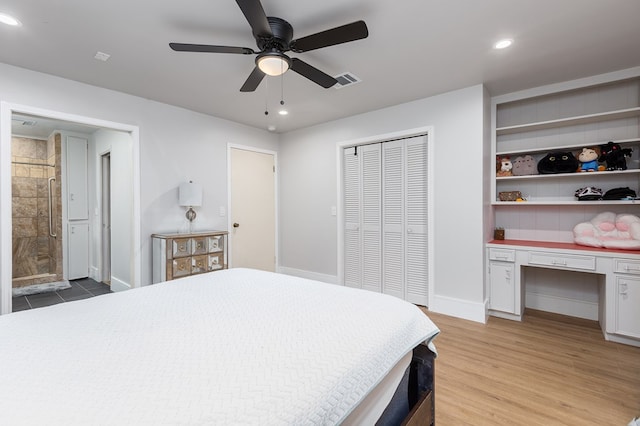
xmin=528 ymin=251 xmax=595 ymax=271
xmin=489 ymin=248 xmax=515 ymax=262
xmin=614 ymin=258 xmax=640 ymax=275
xmin=171 ymin=257 xmax=191 ymax=278
xmin=191 ymin=237 xmax=208 ymax=255
xmin=171 ymin=238 xmax=191 ymax=258
xmin=191 ymin=255 xmax=208 ymax=274
xmin=208 ymin=235 xmax=224 ymax=252
xmin=209 ymin=253 xmax=224 ymax=271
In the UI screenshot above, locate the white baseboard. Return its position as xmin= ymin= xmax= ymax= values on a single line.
xmin=526 ymin=292 xmax=598 ymax=321
xmin=110 ymin=275 xmax=131 ymax=292
xmin=89 ymin=266 xmax=100 ymax=282
xmin=277 ymin=266 xmax=338 ymax=285
xmin=429 ymin=295 xmax=487 ymax=323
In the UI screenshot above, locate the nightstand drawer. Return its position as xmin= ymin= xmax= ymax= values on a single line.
xmin=191 ymin=255 xmax=208 ymax=274
xmin=614 ymin=258 xmax=640 ymax=275
xmin=171 ymin=257 xmax=191 ymax=278
xmin=192 ymin=237 xmax=208 ymax=255
xmin=208 ymin=235 xmax=224 ymax=252
xmin=489 ymin=248 xmax=515 ymax=262
xmin=528 ymin=251 xmax=595 ymax=271
xmin=171 ymin=238 xmax=191 ymax=258
xmin=209 ymin=253 xmax=224 ymax=270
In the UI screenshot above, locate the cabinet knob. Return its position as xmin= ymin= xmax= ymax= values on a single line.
xmin=233 ymin=223 xmax=240 ymax=228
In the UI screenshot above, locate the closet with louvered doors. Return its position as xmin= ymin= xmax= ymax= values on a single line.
xmin=342 ymin=134 xmax=429 ymax=306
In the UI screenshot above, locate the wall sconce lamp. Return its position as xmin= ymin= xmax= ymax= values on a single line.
xmin=179 ymin=181 xmax=202 ymax=232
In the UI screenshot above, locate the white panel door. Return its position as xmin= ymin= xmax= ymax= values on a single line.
xmin=343 ymin=146 xmax=362 ymax=288
xmin=230 ymin=148 xmax=276 ymax=271
xmin=404 ymin=136 xmax=429 ymax=305
xmin=68 ymin=223 xmax=89 ymax=279
xmin=361 ymin=144 xmax=382 ymax=292
xmin=382 ymin=140 xmax=405 ymax=300
xmin=66 ymin=136 xmax=88 ymax=220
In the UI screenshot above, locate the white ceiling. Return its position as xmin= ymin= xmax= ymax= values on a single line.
xmin=2 ymin=0 xmax=640 ymax=134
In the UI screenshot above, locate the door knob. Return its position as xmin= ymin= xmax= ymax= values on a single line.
xmin=233 ymin=223 xmax=240 ymax=228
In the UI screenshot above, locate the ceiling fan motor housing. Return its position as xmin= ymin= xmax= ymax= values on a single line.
xmin=257 ymin=17 xmax=293 ymax=51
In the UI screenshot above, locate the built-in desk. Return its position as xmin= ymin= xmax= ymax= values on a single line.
xmin=486 ymin=239 xmax=640 ymax=347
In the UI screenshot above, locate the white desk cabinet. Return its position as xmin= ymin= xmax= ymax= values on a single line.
xmin=152 ymin=231 xmax=228 ymax=283
xmin=487 ymin=248 xmax=516 ymax=313
xmin=614 ymin=274 xmax=640 ymax=339
xmin=486 ymin=240 xmax=640 ymax=347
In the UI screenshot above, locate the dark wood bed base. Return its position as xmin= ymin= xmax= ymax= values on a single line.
xmin=402 ymin=343 xmax=435 ymax=426
xmin=376 ymin=343 xmax=435 ymax=426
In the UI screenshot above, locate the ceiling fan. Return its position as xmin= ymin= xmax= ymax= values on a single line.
xmin=169 ymin=0 xmax=369 ymax=92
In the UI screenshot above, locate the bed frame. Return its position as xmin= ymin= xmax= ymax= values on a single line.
xmin=376 ymin=343 xmax=435 ymax=426
xmin=403 ymin=344 xmax=435 ymax=426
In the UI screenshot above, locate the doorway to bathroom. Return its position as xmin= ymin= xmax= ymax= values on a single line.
xmin=0 ymin=103 xmax=141 ymax=315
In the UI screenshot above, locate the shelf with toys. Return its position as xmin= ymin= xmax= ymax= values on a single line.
xmin=492 ymin=72 xmax=640 ymax=206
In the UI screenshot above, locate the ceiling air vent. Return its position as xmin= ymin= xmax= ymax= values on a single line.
xmin=333 ymin=72 xmax=362 ymax=89
xmin=12 ymin=118 xmax=37 ymax=127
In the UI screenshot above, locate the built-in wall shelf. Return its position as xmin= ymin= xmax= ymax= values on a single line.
xmin=496 ymin=107 xmax=640 ymax=136
xmin=493 ymin=200 xmax=640 ymax=206
xmin=495 ymin=138 xmax=640 ymax=157
xmin=496 ymin=169 xmax=640 ymax=181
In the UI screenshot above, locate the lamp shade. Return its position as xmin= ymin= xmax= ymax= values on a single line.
xmin=179 ymin=181 xmax=202 ymax=207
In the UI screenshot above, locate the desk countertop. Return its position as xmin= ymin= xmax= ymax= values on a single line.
xmin=488 ymin=239 xmax=640 ymax=255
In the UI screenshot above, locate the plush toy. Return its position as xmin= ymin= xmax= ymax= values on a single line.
xmin=599 ymin=141 xmax=632 ymax=171
xmin=537 ymin=151 xmax=579 ymax=174
xmin=496 ymin=155 xmax=513 ymax=177
xmin=578 ymin=147 xmax=599 ymax=172
xmin=573 ymin=211 xmax=640 ymax=249
xmin=511 ymin=155 xmax=538 ymax=176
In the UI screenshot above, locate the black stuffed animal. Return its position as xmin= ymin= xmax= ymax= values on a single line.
xmin=599 ymin=141 xmax=632 ymax=171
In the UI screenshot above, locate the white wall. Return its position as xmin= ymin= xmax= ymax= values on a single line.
xmin=278 ymin=85 xmax=490 ymax=321
xmin=90 ymin=129 xmax=133 ymax=290
xmin=0 ymin=62 xmax=278 ymax=293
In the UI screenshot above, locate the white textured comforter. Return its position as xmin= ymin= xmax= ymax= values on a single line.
xmin=0 ymin=268 xmax=439 ymax=425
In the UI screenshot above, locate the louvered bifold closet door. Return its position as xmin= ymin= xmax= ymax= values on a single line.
xmin=343 ymin=146 xmax=362 ymax=288
xmin=361 ymin=144 xmax=382 ymax=292
xmin=404 ymin=136 xmax=428 ymax=305
xmin=382 ymin=140 xmax=405 ymax=300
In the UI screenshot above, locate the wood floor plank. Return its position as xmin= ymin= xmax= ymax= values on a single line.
xmin=421 ymin=308 xmax=640 ymax=425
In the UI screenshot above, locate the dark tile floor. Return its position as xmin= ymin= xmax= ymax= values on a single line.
xmin=12 ymin=278 xmax=112 ymax=312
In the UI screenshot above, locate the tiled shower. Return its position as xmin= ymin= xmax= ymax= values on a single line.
xmin=11 ymin=133 xmax=64 ymax=291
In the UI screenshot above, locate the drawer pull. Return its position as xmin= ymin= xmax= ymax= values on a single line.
xmin=624 ymin=266 xmax=640 ymax=272
xmin=552 ymin=260 xmax=567 ymax=266
xmin=179 ymin=245 xmax=186 ymax=251
xmin=496 ymin=255 xmax=508 ymax=260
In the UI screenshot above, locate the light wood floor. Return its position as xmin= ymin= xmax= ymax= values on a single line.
xmin=421 ymin=308 xmax=640 ymax=425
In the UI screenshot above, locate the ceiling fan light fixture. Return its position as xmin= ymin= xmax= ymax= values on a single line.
xmin=257 ymin=52 xmax=290 ymax=76
xmin=0 ymin=12 xmax=21 ymax=26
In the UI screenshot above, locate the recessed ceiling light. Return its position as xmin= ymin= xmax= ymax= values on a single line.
xmin=494 ymin=39 xmax=513 ymax=50
xmin=0 ymin=13 xmax=21 ymax=26
xmin=278 ymin=110 xmax=288 ymax=116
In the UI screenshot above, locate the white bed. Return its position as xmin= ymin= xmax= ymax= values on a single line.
xmin=0 ymin=268 xmax=439 ymax=425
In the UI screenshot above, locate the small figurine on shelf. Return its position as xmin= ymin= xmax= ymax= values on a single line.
xmin=578 ymin=147 xmax=600 ymax=172
xmin=496 ymin=155 xmax=513 ymax=177
xmin=599 ymin=141 xmax=633 ymax=171
xmin=494 ymin=227 xmax=505 ymax=240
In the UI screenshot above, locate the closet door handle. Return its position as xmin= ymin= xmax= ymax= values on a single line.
xmin=233 ymin=223 xmax=240 ymax=228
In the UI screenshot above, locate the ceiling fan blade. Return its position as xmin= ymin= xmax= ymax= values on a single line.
xmin=240 ymin=66 xmax=266 ymax=92
xmin=235 ymin=0 xmax=272 ymax=39
xmin=170 ymin=43 xmax=255 ymax=55
xmin=290 ymin=58 xmax=337 ymax=88
xmin=290 ymin=20 xmax=368 ymax=53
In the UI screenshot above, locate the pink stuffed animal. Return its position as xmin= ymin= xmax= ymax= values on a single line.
xmin=573 ymin=212 xmax=640 ymax=249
